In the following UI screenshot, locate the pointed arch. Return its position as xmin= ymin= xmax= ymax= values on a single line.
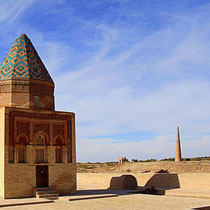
xmin=34 ymin=131 xmax=49 ymax=146
xmin=16 ymin=134 xmax=28 ymax=163
xmin=54 ymin=135 xmax=64 ymax=163
xmin=34 ymin=132 xmax=49 ymax=163
xmin=55 ymin=135 xmax=64 ymax=146
xmin=17 ymin=134 xmax=28 ymax=145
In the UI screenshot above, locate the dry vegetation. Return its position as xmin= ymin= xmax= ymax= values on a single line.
xmin=77 ymin=161 xmax=210 ymax=173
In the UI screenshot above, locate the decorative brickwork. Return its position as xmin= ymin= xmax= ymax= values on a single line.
xmin=30 ymin=83 xmax=54 ymax=96
xmin=53 ymin=124 xmax=65 ymax=139
xmin=9 ymin=110 xmax=72 ymax=162
xmin=17 ymin=121 xmax=30 ymax=137
xmin=34 ymin=123 xmax=49 ymax=136
xmin=0 ymin=34 xmax=55 ymax=111
xmin=9 ymin=111 xmax=15 ymax=147
xmin=0 ymin=34 xmax=76 ymax=199
xmin=0 ymin=83 xmax=29 ymax=93
xmin=0 ymin=34 xmax=53 ymax=82
xmin=0 ymin=83 xmax=54 ymax=95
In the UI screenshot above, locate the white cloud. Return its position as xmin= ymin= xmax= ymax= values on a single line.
xmin=51 ymin=5 xmax=210 ymax=162
xmin=77 ymin=135 xmax=210 ymax=162
xmin=0 ymin=1 xmax=35 ymax=23
xmin=0 ymin=1 xmax=209 ymax=162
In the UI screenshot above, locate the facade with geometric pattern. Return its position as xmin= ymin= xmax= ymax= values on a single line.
xmin=0 ymin=34 xmax=76 ymax=199
xmin=0 ymin=35 xmax=55 ymax=111
xmin=0 ymin=34 xmax=53 ymax=82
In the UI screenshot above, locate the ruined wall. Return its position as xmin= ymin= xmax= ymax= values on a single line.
xmin=77 ymin=173 xmax=210 ymax=190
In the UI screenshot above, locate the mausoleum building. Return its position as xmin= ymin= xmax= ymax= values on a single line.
xmin=0 ymin=34 xmax=76 ymax=198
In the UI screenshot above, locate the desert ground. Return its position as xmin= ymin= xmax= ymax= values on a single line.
xmin=4 ymin=192 xmax=210 ymax=210
xmin=4 ymin=161 xmax=210 ymax=210
xmin=77 ymin=161 xmax=210 ymax=173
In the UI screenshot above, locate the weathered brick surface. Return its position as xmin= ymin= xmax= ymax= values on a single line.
xmin=49 ymin=164 xmax=77 ymax=195
xmin=0 ymin=107 xmax=5 ymax=198
xmin=0 ymin=107 xmax=76 ymax=199
xmin=0 ymin=80 xmax=55 ymax=111
xmin=4 ymin=163 xmax=77 ymax=198
xmin=0 ymin=34 xmax=76 ymax=199
xmin=5 ymin=164 xmax=35 ymax=198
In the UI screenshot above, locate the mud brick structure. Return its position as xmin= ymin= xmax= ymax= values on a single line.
xmin=109 ymin=175 xmax=137 ymax=190
xmin=0 ymin=34 xmax=76 ymax=198
xmin=118 ymin=156 xmax=129 ymax=164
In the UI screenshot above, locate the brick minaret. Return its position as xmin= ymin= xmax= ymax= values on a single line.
xmin=175 ymin=126 xmax=182 ymax=162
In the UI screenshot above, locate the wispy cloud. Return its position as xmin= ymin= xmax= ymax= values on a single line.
xmin=53 ymin=1 xmax=210 ymax=161
xmin=0 ymin=0 xmax=209 ymax=162
xmin=0 ymin=0 xmax=36 ymax=23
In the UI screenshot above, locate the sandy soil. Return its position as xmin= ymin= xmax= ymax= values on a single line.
xmin=6 ymin=172 xmax=210 ymax=210
xmin=77 ymin=161 xmax=210 ymax=173
xmin=5 ymin=162 xmax=210 ymax=209
xmin=6 ymin=194 xmax=210 ymax=210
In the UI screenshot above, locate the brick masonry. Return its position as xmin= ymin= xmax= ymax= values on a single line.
xmin=0 ymin=34 xmax=76 ymax=199
xmin=2 ymin=107 xmax=76 ymax=198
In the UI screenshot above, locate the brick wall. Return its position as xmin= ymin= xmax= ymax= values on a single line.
xmin=1 ymin=107 xmax=76 ymax=198
xmin=49 ymin=164 xmax=76 ymax=195
xmin=5 ymin=164 xmax=35 ymax=198
xmin=0 ymin=107 xmax=5 ymax=198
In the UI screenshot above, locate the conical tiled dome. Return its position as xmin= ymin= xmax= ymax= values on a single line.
xmin=0 ymin=34 xmax=53 ymax=83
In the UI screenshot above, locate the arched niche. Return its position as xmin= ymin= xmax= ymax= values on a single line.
xmin=34 ymin=132 xmax=48 ymax=146
xmin=54 ymin=135 xmax=64 ymax=163
xmin=18 ymin=134 xmax=28 ymax=145
xmin=55 ymin=135 xmax=64 ymax=146
xmin=34 ymin=132 xmax=49 ymax=163
xmin=16 ymin=134 xmax=28 ymax=163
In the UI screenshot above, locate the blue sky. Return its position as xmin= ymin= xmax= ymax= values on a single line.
xmin=0 ymin=0 xmax=210 ymax=162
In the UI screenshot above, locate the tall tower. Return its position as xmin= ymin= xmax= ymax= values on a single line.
xmin=175 ymin=126 xmax=182 ymax=162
